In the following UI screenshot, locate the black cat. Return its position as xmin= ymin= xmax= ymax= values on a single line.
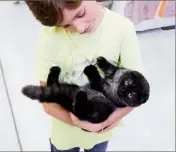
xmin=87 ymin=57 xmax=150 ymax=108
xmin=22 ymin=56 xmax=150 ymax=130
xmin=22 ymin=65 xmax=116 ymax=126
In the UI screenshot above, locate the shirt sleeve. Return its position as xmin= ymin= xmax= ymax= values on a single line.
xmin=35 ymin=28 xmax=59 ymax=82
xmin=119 ymin=20 xmax=146 ymax=75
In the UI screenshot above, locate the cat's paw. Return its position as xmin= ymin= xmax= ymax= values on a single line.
xmin=97 ymin=56 xmax=108 ymax=69
xmin=50 ymin=66 xmax=61 ymax=75
xmin=84 ymin=65 xmax=98 ymax=76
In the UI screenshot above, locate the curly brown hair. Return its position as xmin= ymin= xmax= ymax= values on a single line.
xmin=25 ymin=0 xmax=82 ymax=26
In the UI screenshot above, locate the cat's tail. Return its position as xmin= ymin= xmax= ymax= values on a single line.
xmin=21 ymin=85 xmax=51 ymax=103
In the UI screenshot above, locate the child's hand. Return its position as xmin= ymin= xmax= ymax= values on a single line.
xmin=70 ymin=113 xmax=105 ymax=132
xmin=98 ymin=107 xmax=135 ymax=133
xmin=98 ymin=120 xmax=120 ymax=134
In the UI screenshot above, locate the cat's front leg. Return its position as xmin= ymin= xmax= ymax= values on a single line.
xmin=47 ymin=66 xmax=61 ymax=86
xmin=97 ymin=57 xmax=117 ymax=77
xmin=83 ymin=65 xmax=102 ymax=91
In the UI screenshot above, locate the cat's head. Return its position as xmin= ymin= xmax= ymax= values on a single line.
xmin=104 ymin=69 xmax=150 ymax=107
xmin=72 ymin=90 xmax=116 ymax=124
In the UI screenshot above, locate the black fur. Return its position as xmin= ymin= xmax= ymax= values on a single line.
xmin=22 ymin=56 xmax=150 ymax=131
xmin=22 ymin=65 xmax=116 ymax=127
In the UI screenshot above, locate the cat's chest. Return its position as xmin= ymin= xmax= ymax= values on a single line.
xmin=55 ymin=37 xmax=121 ymax=85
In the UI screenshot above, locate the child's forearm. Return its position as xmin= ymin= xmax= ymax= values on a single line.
xmin=114 ymin=107 xmax=134 ymax=119
xmin=40 ymin=81 xmax=75 ymax=126
xmin=42 ymin=102 xmax=75 ymax=126
xmin=104 ymin=107 xmax=134 ymax=127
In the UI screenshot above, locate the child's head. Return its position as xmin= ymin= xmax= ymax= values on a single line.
xmin=26 ymin=0 xmax=101 ymax=34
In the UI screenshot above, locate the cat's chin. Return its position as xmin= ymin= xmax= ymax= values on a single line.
xmin=124 ymin=101 xmax=144 ymax=107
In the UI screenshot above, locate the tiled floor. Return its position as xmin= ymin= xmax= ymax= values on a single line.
xmin=0 ymin=2 xmax=175 ymax=151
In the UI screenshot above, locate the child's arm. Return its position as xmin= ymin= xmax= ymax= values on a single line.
xmin=35 ymin=29 xmax=76 ymax=125
xmin=101 ymin=20 xmax=146 ymax=132
xmin=40 ymin=81 xmax=105 ymax=132
xmin=40 ymin=81 xmax=75 ymax=126
xmin=100 ymin=107 xmax=134 ymax=133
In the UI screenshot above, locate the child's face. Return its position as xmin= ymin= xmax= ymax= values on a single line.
xmin=59 ymin=1 xmax=100 ymax=34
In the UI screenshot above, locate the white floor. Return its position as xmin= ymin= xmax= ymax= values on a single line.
xmin=0 ymin=2 xmax=175 ymax=151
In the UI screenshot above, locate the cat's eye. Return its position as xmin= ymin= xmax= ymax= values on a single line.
xmin=125 ymin=81 xmax=128 ymax=86
xmin=128 ymin=93 xmax=133 ymax=98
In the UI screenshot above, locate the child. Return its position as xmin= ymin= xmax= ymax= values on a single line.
xmin=26 ymin=1 xmax=145 ymax=151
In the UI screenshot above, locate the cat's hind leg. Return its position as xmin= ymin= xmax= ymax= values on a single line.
xmin=47 ymin=66 xmax=61 ymax=86
xmin=97 ymin=57 xmax=117 ymax=77
xmin=84 ymin=65 xmax=102 ymax=91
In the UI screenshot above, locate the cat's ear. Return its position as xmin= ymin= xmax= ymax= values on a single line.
xmin=76 ymin=91 xmax=87 ymax=104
